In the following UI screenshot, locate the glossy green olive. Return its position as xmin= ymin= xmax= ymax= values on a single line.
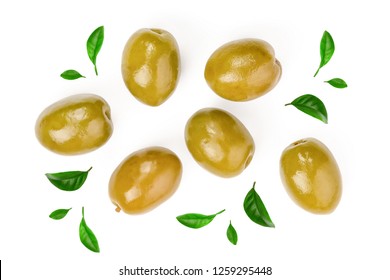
xmin=109 ymin=147 xmax=182 ymax=214
xmin=35 ymin=94 xmax=113 ymax=155
xmin=121 ymin=28 xmax=180 ymax=106
xmin=205 ymin=39 xmax=281 ymax=101
xmin=185 ymin=108 xmax=255 ymax=177
xmin=280 ymin=138 xmax=342 ymax=214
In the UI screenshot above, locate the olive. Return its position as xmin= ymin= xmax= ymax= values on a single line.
xmin=35 ymin=94 xmax=113 ymax=155
xmin=204 ymin=38 xmax=281 ymax=101
xmin=280 ymin=138 xmax=342 ymax=214
xmin=109 ymin=147 xmax=182 ymax=214
xmin=185 ymin=108 xmax=255 ymax=177
xmin=121 ymin=28 xmax=180 ymax=106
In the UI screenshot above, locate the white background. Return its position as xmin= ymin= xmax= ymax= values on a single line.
xmin=1 ymin=0 xmax=389 ymax=279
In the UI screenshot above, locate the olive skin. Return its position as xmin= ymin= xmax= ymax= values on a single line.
xmin=121 ymin=28 xmax=180 ymax=106
xmin=35 ymin=94 xmax=113 ymax=155
xmin=185 ymin=108 xmax=255 ymax=178
xmin=109 ymin=147 xmax=182 ymax=214
xmin=204 ymin=39 xmax=281 ymax=101
xmin=280 ymin=138 xmax=342 ymax=214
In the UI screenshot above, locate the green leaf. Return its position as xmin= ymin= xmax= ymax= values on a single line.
xmin=79 ymin=207 xmax=100 ymax=253
xmin=285 ymin=94 xmax=328 ymax=124
xmin=86 ymin=26 xmax=104 ymax=76
xmin=49 ymin=208 xmax=72 ymax=220
xmin=243 ymin=182 xmax=274 ymax=228
xmin=45 ymin=167 xmax=92 ymax=191
xmin=226 ymin=221 xmax=238 ymax=245
xmin=60 ymin=69 xmax=85 ymax=80
xmin=325 ymin=78 xmax=348 ymax=88
xmin=176 ymin=209 xmax=225 ymax=229
xmin=314 ymin=30 xmax=335 ymax=77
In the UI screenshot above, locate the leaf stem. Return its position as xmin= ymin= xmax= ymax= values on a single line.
xmin=94 ymin=64 xmax=98 ymax=76
xmin=314 ymin=67 xmax=320 ymax=77
xmin=216 ymin=209 xmax=226 ymax=215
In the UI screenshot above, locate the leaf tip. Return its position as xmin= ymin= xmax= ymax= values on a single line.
xmin=92 ymin=244 xmax=101 ymax=253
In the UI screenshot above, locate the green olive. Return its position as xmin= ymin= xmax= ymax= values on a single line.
xmin=204 ymin=39 xmax=281 ymax=101
xmin=121 ymin=28 xmax=180 ymax=106
xmin=109 ymin=147 xmax=182 ymax=214
xmin=280 ymin=138 xmax=342 ymax=214
xmin=35 ymin=94 xmax=113 ymax=155
xmin=185 ymin=108 xmax=255 ymax=178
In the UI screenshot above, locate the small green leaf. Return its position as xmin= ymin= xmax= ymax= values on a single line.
xmin=60 ymin=70 xmax=85 ymax=80
xmin=45 ymin=167 xmax=92 ymax=191
xmin=86 ymin=26 xmax=104 ymax=75
xmin=176 ymin=209 xmax=225 ymax=229
xmin=79 ymin=207 xmax=100 ymax=253
xmin=325 ymin=78 xmax=348 ymax=88
xmin=314 ymin=30 xmax=335 ymax=77
xmin=244 ymin=182 xmax=274 ymax=228
xmin=285 ymin=94 xmax=328 ymax=124
xmin=49 ymin=208 xmax=72 ymax=220
xmin=226 ymin=221 xmax=238 ymax=245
